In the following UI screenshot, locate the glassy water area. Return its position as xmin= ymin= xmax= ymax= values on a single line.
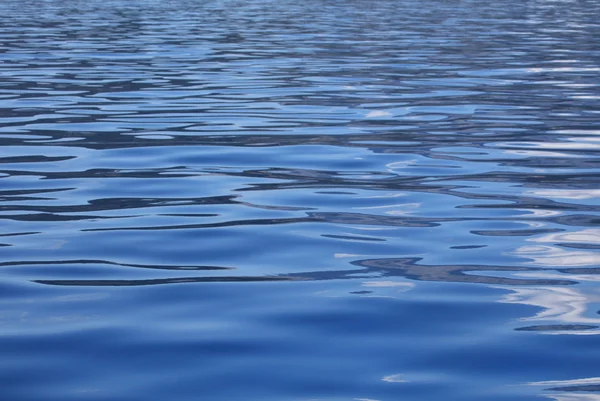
xmin=1 ymin=0 xmax=600 ymax=400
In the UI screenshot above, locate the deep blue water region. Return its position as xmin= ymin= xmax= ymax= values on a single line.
xmin=1 ymin=0 xmax=600 ymax=400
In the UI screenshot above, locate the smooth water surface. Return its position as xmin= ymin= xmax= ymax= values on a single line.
xmin=1 ymin=0 xmax=600 ymax=400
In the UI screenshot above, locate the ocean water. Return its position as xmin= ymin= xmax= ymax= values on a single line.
xmin=1 ymin=0 xmax=600 ymax=400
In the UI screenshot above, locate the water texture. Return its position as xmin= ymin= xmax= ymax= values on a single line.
xmin=1 ymin=0 xmax=600 ymax=400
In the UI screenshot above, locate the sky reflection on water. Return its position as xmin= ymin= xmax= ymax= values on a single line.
xmin=1 ymin=0 xmax=600 ymax=400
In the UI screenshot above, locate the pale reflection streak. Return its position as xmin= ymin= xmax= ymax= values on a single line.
xmin=501 ymin=285 xmax=600 ymax=334
xmin=514 ymin=246 xmax=600 ymax=267
xmin=529 ymin=377 xmax=600 ymax=401
xmin=507 ymin=226 xmax=600 ymax=334
xmin=531 ymin=229 xmax=600 ymax=244
xmin=504 ymin=149 xmax=584 ymax=158
xmin=543 ymin=395 xmax=600 ymax=401
xmin=382 ymin=374 xmax=408 ymax=383
xmin=514 ymin=228 xmax=600 ymax=267
xmin=498 ymin=141 xmax=600 ymax=150
xmin=526 ymin=189 xmax=600 ymax=200
xmin=514 ymin=208 xmax=563 ymax=218
xmin=354 ymin=202 xmax=422 ymax=216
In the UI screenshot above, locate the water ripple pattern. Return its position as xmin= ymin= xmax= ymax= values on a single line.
xmin=1 ymin=0 xmax=600 ymax=400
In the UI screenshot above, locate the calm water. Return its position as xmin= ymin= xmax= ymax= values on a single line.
xmin=1 ymin=0 xmax=600 ymax=400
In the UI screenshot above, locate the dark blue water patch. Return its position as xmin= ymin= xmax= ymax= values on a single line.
xmin=515 ymin=324 xmax=599 ymax=332
xmin=450 ymin=244 xmax=487 ymax=250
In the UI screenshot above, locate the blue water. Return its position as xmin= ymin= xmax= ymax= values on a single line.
xmin=1 ymin=0 xmax=600 ymax=400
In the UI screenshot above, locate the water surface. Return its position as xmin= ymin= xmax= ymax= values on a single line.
xmin=1 ymin=0 xmax=600 ymax=400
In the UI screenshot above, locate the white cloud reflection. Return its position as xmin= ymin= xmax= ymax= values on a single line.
xmin=512 ymin=228 xmax=600 ymax=267
xmin=382 ymin=374 xmax=408 ymax=383
xmin=498 ymin=264 xmax=600 ymax=335
xmin=504 ymin=229 xmax=600 ymax=334
xmin=531 ymin=229 xmax=600 ymax=244
xmin=526 ymin=189 xmax=600 ymax=200
xmin=531 ymin=377 xmax=600 ymax=386
xmin=502 ymin=286 xmax=600 ymax=327
xmin=366 ymin=110 xmax=392 ymax=118
xmin=514 ymin=245 xmax=600 ymax=267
